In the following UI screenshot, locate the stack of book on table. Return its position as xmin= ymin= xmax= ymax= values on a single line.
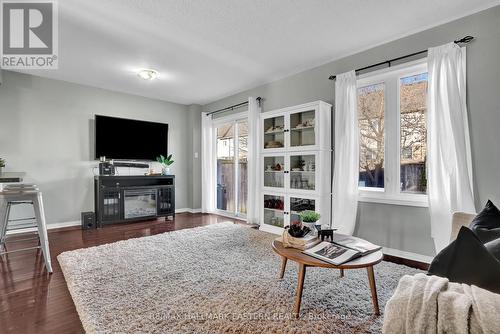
xmin=277 ymin=233 xmax=320 ymax=250
xmin=303 ymin=234 xmax=381 ymax=265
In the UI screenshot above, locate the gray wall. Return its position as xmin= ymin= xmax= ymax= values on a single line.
xmin=204 ymin=6 xmax=500 ymax=256
xmin=0 ymin=70 xmax=193 ymax=225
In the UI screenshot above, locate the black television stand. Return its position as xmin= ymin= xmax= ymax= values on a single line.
xmin=94 ymin=175 xmax=175 ymax=226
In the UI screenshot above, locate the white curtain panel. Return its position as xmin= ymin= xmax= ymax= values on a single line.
xmin=332 ymin=70 xmax=359 ymax=235
xmin=246 ymin=97 xmax=262 ymax=224
xmin=201 ymin=112 xmax=216 ymax=213
xmin=428 ymin=43 xmax=475 ymax=253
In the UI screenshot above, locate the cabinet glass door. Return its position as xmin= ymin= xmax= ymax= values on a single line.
xmin=263 ymin=115 xmax=285 ymax=149
xmin=157 ymin=187 xmax=174 ymax=215
xmin=263 ymin=156 xmax=285 ymax=189
xmin=289 ymin=197 xmax=316 ymax=225
xmin=101 ymin=190 xmax=121 ymax=222
xmin=289 ymin=109 xmax=316 ymax=148
xmin=263 ymin=194 xmax=285 ymax=227
xmin=289 ymin=154 xmax=316 ymax=191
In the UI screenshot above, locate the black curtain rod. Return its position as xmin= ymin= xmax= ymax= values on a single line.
xmin=328 ymin=35 xmax=474 ymax=81
xmin=206 ymin=97 xmax=262 ymax=116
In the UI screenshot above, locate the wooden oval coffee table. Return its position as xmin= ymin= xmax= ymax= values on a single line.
xmin=272 ymin=239 xmax=383 ymax=318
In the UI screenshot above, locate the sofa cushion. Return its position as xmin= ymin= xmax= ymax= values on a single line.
xmin=469 ymin=200 xmax=500 ymax=243
xmin=428 ymin=226 xmax=500 ymax=293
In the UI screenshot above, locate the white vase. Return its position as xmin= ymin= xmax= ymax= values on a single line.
xmin=0 ymin=167 xmax=3 ymax=174
xmin=302 ymin=221 xmax=319 ymax=236
xmin=162 ymin=166 xmax=171 ymax=175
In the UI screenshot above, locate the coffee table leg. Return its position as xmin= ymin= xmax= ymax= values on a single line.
xmin=339 ymin=269 xmax=344 ymax=277
xmin=367 ymin=266 xmax=380 ymax=315
xmin=293 ymin=263 xmax=306 ymax=318
xmin=279 ymin=256 xmax=287 ymax=279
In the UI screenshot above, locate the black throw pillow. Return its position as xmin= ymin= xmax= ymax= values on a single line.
xmin=428 ymin=226 xmax=500 ymax=293
xmin=485 ymin=238 xmax=500 ymax=261
xmin=469 ymin=200 xmax=500 ymax=243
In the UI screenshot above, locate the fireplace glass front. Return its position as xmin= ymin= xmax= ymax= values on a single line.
xmin=124 ymin=189 xmax=157 ymax=219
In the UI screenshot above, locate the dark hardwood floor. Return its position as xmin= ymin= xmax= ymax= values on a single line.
xmin=0 ymin=213 xmax=241 ymax=334
xmin=1 ymin=213 xmax=427 ymax=334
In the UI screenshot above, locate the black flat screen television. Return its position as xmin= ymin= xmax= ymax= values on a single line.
xmin=95 ymin=115 xmax=168 ymax=160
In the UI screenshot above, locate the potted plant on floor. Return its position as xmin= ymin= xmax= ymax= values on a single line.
xmin=299 ymin=210 xmax=321 ymax=236
xmin=0 ymin=157 xmax=5 ymax=174
xmin=156 ymin=154 xmax=174 ymax=175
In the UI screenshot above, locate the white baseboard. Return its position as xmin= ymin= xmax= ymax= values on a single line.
xmin=382 ymin=247 xmax=433 ymax=264
xmin=175 ymin=208 xmax=202 ymax=213
xmin=6 ymin=220 xmax=81 ymax=235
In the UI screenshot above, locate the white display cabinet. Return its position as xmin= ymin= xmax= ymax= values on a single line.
xmin=260 ymin=101 xmax=332 ymax=234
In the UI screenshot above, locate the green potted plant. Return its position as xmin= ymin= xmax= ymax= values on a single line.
xmin=156 ymin=154 xmax=174 ymax=175
xmin=299 ymin=210 xmax=321 ymax=235
xmin=0 ymin=157 xmax=5 ymax=174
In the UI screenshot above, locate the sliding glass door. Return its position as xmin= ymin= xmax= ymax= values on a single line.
xmin=216 ymin=119 xmax=248 ymax=217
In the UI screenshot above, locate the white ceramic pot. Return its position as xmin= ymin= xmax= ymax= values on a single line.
xmin=302 ymin=221 xmax=319 ymax=236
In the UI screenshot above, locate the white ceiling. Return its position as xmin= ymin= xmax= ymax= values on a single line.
xmin=16 ymin=0 xmax=500 ymax=105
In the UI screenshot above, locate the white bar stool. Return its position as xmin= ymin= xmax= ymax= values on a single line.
xmin=0 ymin=185 xmax=53 ymax=273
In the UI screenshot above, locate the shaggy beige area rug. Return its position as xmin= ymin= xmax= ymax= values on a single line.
xmin=58 ymin=222 xmax=420 ymax=333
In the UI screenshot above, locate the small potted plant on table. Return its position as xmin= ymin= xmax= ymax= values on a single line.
xmin=156 ymin=154 xmax=174 ymax=175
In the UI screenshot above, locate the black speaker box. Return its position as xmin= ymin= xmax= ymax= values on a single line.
xmin=81 ymin=212 xmax=96 ymax=230
xmin=99 ymin=162 xmax=115 ymax=175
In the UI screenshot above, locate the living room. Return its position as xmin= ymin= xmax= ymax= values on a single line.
xmin=1 ymin=1 xmax=500 ymax=333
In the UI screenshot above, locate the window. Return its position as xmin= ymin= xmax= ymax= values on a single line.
xmin=357 ymin=61 xmax=428 ymax=206
xmin=358 ymin=82 xmax=385 ymax=189
xmin=215 ymin=117 xmax=248 ymax=217
xmin=399 ymin=73 xmax=428 ymax=194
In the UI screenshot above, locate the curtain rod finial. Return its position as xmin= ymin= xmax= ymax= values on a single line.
xmin=256 ymin=96 xmax=262 ymax=107
xmin=454 ymin=36 xmax=474 ymax=44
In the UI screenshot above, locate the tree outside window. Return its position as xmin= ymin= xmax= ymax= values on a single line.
xmin=358 ymin=83 xmax=385 ymax=188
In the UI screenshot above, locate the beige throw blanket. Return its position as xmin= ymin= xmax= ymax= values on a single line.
xmin=383 ymin=273 xmax=500 ymax=334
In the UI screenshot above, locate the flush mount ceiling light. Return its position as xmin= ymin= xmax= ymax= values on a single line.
xmin=137 ymin=69 xmax=159 ymax=80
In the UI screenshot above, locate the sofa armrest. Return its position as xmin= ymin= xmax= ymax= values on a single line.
xmin=450 ymin=212 xmax=476 ymax=243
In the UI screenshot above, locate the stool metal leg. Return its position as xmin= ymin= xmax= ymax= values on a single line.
xmin=0 ymin=199 xmax=8 ymax=251
xmin=32 ymin=192 xmax=52 ymax=273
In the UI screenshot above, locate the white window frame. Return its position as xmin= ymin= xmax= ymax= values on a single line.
xmin=357 ymin=59 xmax=429 ymax=207
xmin=212 ymin=111 xmax=249 ymax=218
